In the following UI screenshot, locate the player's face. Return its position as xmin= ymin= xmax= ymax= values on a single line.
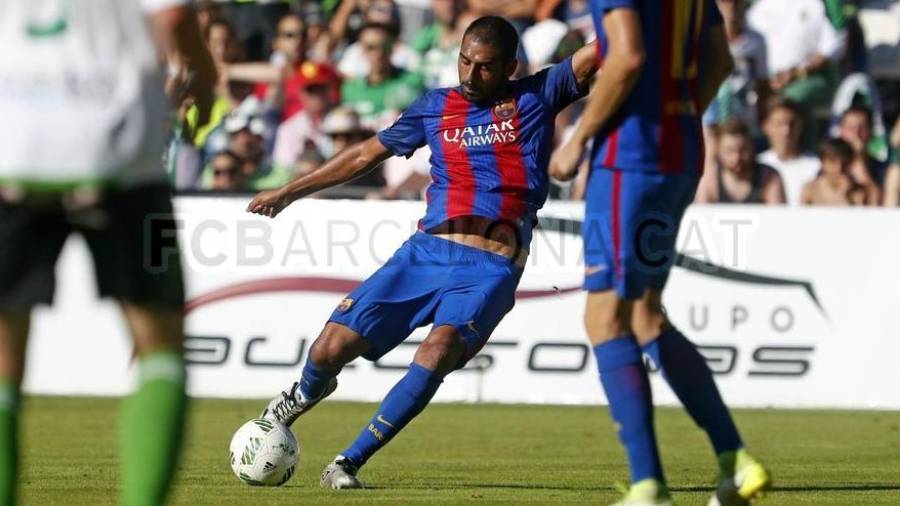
xmin=458 ymin=36 xmax=516 ymax=103
xmin=718 ymin=133 xmax=754 ymax=172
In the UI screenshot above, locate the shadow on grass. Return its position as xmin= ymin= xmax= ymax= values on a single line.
xmin=364 ymin=482 xmax=900 ymax=494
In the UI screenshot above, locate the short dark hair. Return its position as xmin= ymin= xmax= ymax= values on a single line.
xmin=841 ymin=105 xmax=873 ymax=128
xmin=819 ymin=137 xmax=854 ymax=164
xmin=718 ymin=118 xmax=752 ymax=139
xmin=462 ymin=16 xmax=520 ymax=62
xmin=213 ymin=150 xmax=245 ymax=168
xmin=359 ymin=22 xmax=397 ymax=40
xmin=763 ymin=96 xmax=802 ymax=122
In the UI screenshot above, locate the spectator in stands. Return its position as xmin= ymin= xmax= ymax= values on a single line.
xmin=412 ymin=0 xmax=465 ymax=89
xmin=801 ymin=138 xmax=876 ymax=206
xmin=884 ymin=118 xmax=900 ymax=207
xmin=758 ymin=97 xmax=821 ymax=206
xmin=300 ymin=2 xmax=329 ymax=60
xmin=320 ymin=107 xmax=384 ymax=189
xmin=696 ymin=119 xmax=786 ymax=205
xmin=206 ymin=18 xmax=245 ymax=71
xmin=337 ymin=0 xmax=422 ymax=79
xmin=341 ymin=23 xmax=425 ymax=129
xmin=272 ymin=64 xmax=335 ymax=172
xmin=226 ymin=13 xmax=340 ymax=122
xmin=209 ymin=151 xmax=249 ymax=191
xmin=838 ymin=106 xmax=888 ymax=198
xmin=704 ymin=0 xmax=767 ymax=129
xmin=203 ymin=111 xmax=288 ymax=190
xmin=702 ymin=0 xmax=767 ymax=178
xmin=293 ymin=142 xmax=326 ymax=180
xmin=747 ymin=0 xmax=846 ymax=144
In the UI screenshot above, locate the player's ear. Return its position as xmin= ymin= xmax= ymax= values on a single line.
xmin=504 ymin=57 xmax=518 ymax=79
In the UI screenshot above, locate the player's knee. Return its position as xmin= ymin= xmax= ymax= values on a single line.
xmin=583 ymin=298 xmax=631 ymax=344
xmin=309 ymin=324 xmax=359 ymax=371
xmin=413 ymin=328 xmax=465 ymax=377
xmin=631 ymin=291 xmax=668 ymax=343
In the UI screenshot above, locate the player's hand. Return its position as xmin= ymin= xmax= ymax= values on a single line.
xmin=247 ymin=188 xmax=291 ymax=218
xmin=549 ymin=139 xmax=585 ymax=182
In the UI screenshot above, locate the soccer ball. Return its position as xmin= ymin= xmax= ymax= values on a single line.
xmin=229 ymin=418 xmax=299 ymax=486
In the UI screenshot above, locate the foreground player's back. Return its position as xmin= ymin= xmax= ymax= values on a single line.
xmin=0 ymin=0 xmax=170 ymax=187
xmin=590 ymin=0 xmax=724 ymax=174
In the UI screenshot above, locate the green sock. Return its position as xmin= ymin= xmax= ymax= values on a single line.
xmin=120 ymin=351 xmax=187 ymax=506
xmin=0 ymin=381 xmax=19 ymax=506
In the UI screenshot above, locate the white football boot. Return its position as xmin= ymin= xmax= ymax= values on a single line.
xmin=260 ymin=377 xmax=337 ymax=426
xmin=320 ymin=455 xmax=364 ymax=489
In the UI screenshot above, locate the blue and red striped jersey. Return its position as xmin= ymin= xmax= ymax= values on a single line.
xmin=589 ymin=0 xmax=723 ymax=174
xmin=378 ymin=56 xmax=584 ymax=248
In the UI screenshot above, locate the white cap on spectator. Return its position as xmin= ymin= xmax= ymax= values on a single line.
xmin=322 ymin=107 xmax=368 ymax=136
xmin=522 ymin=19 xmax=569 ymax=70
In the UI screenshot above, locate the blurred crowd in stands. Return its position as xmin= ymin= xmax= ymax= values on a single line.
xmin=163 ymin=0 xmax=900 ymax=206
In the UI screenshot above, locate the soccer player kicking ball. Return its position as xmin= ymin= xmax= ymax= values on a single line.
xmin=549 ymin=1 xmax=771 ymax=505
xmin=0 ymin=1 xmax=215 ymax=505
xmin=247 ymin=16 xmax=598 ymax=490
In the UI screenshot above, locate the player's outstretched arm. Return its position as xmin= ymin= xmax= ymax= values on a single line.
xmin=549 ymin=8 xmax=644 ymax=182
xmin=247 ymin=136 xmax=393 ymax=218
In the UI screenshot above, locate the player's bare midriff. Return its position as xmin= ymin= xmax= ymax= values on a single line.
xmin=430 ymin=215 xmax=528 ymax=267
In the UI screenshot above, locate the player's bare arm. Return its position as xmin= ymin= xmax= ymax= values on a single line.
xmin=549 ymin=8 xmax=645 ymax=182
xmin=149 ymin=5 xmax=217 ymax=126
xmin=696 ymin=23 xmax=734 ymax=113
xmin=570 ymin=40 xmax=601 ymax=89
xmin=247 ymin=136 xmax=393 ymax=218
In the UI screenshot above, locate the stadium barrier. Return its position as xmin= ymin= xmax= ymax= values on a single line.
xmin=25 ymin=197 xmax=900 ymax=409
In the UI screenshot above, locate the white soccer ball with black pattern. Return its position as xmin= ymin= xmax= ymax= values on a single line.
xmin=229 ymin=418 xmax=299 ymax=486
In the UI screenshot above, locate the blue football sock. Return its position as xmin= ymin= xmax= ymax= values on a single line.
xmin=342 ymin=363 xmax=442 ymax=466
xmin=642 ymin=327 xmax=743 ymax=455
xmin=298 ymin=360 xmax=334 ymax=401
xmin=594 ymin=336 xmax=664 ymax=483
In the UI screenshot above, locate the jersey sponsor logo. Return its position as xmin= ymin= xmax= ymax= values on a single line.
xmin=337 ymin=298 xmax=354 ymax=311
xmin=441 ymin=120 xmax=517 ymax=148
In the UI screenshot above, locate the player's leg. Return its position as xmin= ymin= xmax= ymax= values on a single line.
xmin=322 ymin=324 xmax=459 ymax=489
xmin=628 ymin=175 xmax=771 ymax=504
xmin=0 ymin=195 xmax=71 ymax=505
xmin=119 ymin=304 xmax=186 ymax=506
xmin=323 ymin=237 xmax=521 ymax=489
xmin=583 ymin=169 xmax=667 ymax=501
xmin=263 ymin=235 xmax=443 ymax=428
xmin=261 ymin=322 xmax=370 ymax=425
xmin=632 ymin=291 xmax=743 ymax=457
xmin=78 ymin=184 xmax=188 ymax=506
xmin=0 ymin=312 xmax=28 ymax=506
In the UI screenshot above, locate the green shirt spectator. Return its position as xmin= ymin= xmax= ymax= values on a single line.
xmin=341 ymin=69 xmax=424 ymax=126
xmin=341 ymin=23 xmax=425 ymax=127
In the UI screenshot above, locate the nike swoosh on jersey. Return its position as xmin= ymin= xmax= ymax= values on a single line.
xmin=585 ymin=264 xmax=608 ymax=275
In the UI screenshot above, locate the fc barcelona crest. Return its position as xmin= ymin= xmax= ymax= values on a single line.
xmin=337 ymin=298 xmax=354 ymax=312
xmin=493 ymin=98 xmax=517 ymax=120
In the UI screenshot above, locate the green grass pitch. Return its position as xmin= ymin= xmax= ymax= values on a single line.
xmin=18 ymin=397 xmax=900 ymax=504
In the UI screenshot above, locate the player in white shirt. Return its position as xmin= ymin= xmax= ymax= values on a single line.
xmin=0 ymin=1 xmax=214 ymax=504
